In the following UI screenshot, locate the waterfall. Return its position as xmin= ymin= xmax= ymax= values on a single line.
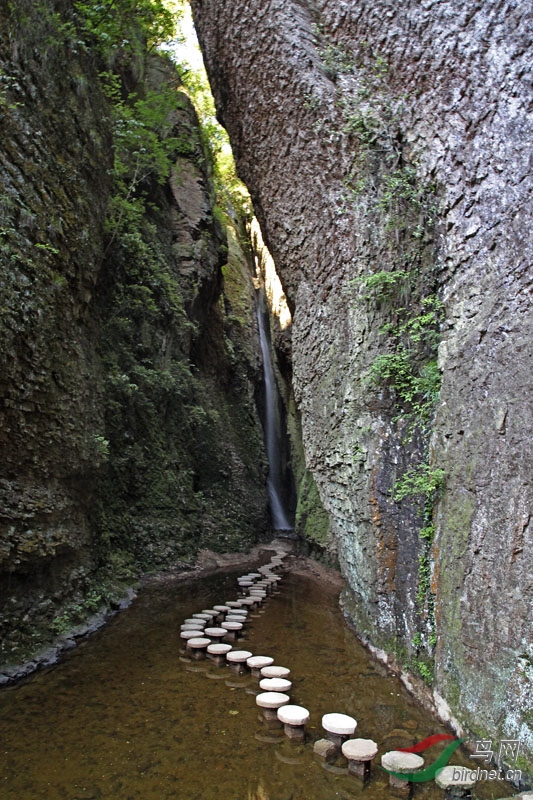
xmin=256 ymin=291 xmax=293 ymax=531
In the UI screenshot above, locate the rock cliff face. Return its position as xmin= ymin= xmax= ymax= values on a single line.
xmin=191 ymin=0 xmax=533 ymax=769
xmin=0 ymin=0 xmax=268 ymax=669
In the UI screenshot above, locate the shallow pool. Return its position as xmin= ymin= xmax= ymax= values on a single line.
xmin=0 ymin=562 xmax=513 ymax=799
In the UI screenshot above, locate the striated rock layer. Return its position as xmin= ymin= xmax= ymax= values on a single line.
xmin=191 ymin=0 xmax=533 ymax=768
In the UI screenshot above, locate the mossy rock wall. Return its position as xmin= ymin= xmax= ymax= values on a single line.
xmin=0 ymin=0 xmax=268 ymax=668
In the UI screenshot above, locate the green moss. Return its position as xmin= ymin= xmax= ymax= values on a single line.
xmin=221 ymin=225 xmax=253 ymax=327
xmin=295 ymin=469 xmax=330 ymax=544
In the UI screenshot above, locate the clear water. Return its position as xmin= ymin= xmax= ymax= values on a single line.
xmin=0 ymin=566 xmax=513 ymax=799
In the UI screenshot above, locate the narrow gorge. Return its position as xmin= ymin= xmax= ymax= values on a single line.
xmin=0 ymin=0 xmax=532 ymax=786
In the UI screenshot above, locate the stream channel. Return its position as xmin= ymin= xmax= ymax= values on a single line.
xmin=0 ymin=558 xmax=513 ymax=800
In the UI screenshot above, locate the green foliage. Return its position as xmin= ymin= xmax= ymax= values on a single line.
xmin=313 ymin=24 xmax=355 ymax=80
xmin=295 ymin=470 xmax=330 ymax=544
xmin=50 ymin=556 xmax=137 ymax=637
xmin=370 ymin=350 xmax=441 ymax=425
xmin=416 ymin=659 xmax=434 ymax=684
xmin=90 ymin=434 xmax=110 ymax=466
xmin=377 ymin=166 xmax=435 ymax=217
xmin=74 ymin=0 xmax=177 ymax=57
xmin=175 ymin=36 xmax=252 ymax=222
xmin=102 ymin=82 xmax=191 ymax=255
xmin=343 ymin=108 xmax=380 ymax=144
xmin=419 ymin=524 xmax=435 ymax=542
xmin=416 ymin=551 xmax=432 ymax=605
xmin=392 ymin=463 xmax=445 ymax=505
xmin=393 ymin=460 xmax=442 ymax=651
xmin=356 ymin=269 xmax=410 ymax=299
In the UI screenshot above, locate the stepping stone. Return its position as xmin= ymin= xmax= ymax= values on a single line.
xmin=261 ymin=665 xmax=290 ymax=679
xmin=237 ymin=597 xmax=255 ymax=607
xmin=381 ymin=750 xmax=424 ymax=794
xmin=247 ymin=593 xmax=266 ymax=602
xmin=225 ymin=601 xmax=242 ymax=608
xmin=277 ymin=704 xmax=310 ymax=740
xmin=435 ymin=766 xmax=477 ymax=799
xmin=180 ymin=629 xmax=206 ymax=640
xmin=226 ymin=649 xmax=253 ymax=663
xmin=221 ymin=620 xmax=243 ymax=641
xmin=247 ymin=656 xmax=274 ymax=676
xmin=248 ymin=594 xmax=266 ymax=605
xmin=221 ymin=619 xmax=243 ymax=629
xmin=192 ymin=613 xmax=213 ymax=621
xmin=203 ymin=608 xmax=224 ymax=622
xmin=185 ymin=637 xmax=211 ymax=659
xmin=226 ymin=649 xmax=253 ymax=673
xmin=183 ymin=618 xmax=206 ymax=626
xmin=181 ymin=622 xmax=206 ymax=630
xmin=322 ymin=713 xmax=358 ymax=747
xmin=259 ymin=677 xmax=292 ymax=693
xmin=256 ymin=691 xmax=290 ymax=720
xmin=204 ymin=627 xmax=228 ymax=642
xmin=207 ymin=643 xmax=233 ymax=664
xmin=213 ymin=605 xmax=231 ymax=613
xmin=342 ymin=738 xmax=378 ymax=780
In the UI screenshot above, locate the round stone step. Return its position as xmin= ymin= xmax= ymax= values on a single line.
xmin=434 ymin=766 xmax=477 ymax=790
xmin=322 ymin=713 xmax=358 ymax=736
xmin=381 ymin=751 xmax=424 ymax=773
xmin=256 ymin=691 xmax=290 ymax=709
xmin=185 ymin=637 xmax=211 ymax=659
xmin=277 ymin=704 xmax=310 ymax=726
xmin=381 ymin=750 xmax=425 ymax=790
xmin=207 ymin=643 xmax=233 ymax=656
xmin=186 ymin=637 xmax=211 ymax=649
xmin=221 ymin=621 xmax=243 ymax=631
xmin=259 ymin=677 xmax=292 ymax=693
xmin=247 ymin=656 xmax=274 ymax=674
xmin=180 ymin=629 xmax=206 ymax=640
xmin=226 ymin=649 xmax=253 ymax=664
xmin=261 ymin=665 xmax=291 ymax=679
xmin=204 ymin=627 xmax=228 ymax=639
xmin=342 ymin=738 xmax=378 ymax=761
xmin=342 ymin=738 xmax=378 ymax=779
